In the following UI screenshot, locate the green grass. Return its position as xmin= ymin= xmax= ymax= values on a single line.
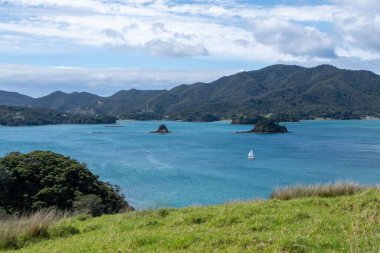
xmin=3 ymin=188 xmax=379 ymax=253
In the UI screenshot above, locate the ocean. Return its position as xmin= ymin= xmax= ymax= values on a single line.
xmin=0 ymin=120 xmax=379 ymax=209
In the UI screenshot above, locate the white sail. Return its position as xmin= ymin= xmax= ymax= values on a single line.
xmin=248 ymin=149 xmax=254 ymax=160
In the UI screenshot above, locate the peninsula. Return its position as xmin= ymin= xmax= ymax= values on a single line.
xmin=0 ymin=105 xmax=116 ymax=126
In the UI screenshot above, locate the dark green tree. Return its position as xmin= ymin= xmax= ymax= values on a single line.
xmin=0 ymin=151 xmax=132 ymax=215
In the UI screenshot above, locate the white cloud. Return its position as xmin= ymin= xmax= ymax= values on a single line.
xmin=0 ymin=0 xmax=379 ymax=77
xmin=330 ymin=0 xmax=380 ymax=10
xmin=0 ymin=0 xmax=337 ymax=61
xmin=145 ymin=39 xmax=209 ymax=57
xmin=0 ymin=64 xmax=240 ymax=96
xmin=331 ymin=8 xmax=380 ymax=59
xmin=251 ymin=18 xmax=336 ymax=59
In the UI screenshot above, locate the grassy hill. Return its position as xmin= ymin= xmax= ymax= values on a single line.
xmin=3 ymin=187 xmax=379 ymax=252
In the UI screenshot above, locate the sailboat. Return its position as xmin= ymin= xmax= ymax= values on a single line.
xmin=248 ymin=149 xmax=255 ymax=160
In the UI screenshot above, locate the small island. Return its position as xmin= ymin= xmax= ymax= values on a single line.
xmin=237 ymin=119 xmax=288 ymax=133
xmin=150 ymin=124 xmax=170 ymax=134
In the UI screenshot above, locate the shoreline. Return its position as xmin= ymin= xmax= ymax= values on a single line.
xmin=1 ymin=118 xmax=380 ymax=127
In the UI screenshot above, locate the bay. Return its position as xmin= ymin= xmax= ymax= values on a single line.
xmin=0 ymin=120 xmax=379 ymax=209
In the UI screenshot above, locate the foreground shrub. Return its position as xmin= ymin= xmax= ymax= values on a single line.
xmin=73 ymin=194 xmax=105 ymax=217
xmin=0 ymin=209 xmax=65 ymax=249
xmin=0 ymin=151 xmax=132 ymax=215
xmin=271 ymin=181 xmax=369 ymax=200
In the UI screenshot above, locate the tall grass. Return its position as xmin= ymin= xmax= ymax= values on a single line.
xmin=271 ymin=181 xmax=370 ymax=200
xmin=0 ymin=209 xmax=68 ymax=250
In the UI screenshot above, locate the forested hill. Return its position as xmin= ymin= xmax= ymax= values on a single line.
xmin=29 ymin=91 xmax=103 ymax=113
xmin=0 ymin=90 xmax=33 ymax=106
xmin=0 ymin=105 xmax=116 ymax=126
xmin=1 ymin=64 xmax=380 ymax=121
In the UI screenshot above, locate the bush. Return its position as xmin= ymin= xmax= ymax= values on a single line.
xmin=0 ymin=151 xmax=132 ymax=215
xmin=0 ymin=166 xmax=12 ymax=205
xmin=0 ymin=208 xmax=9 ymax=219
xmin=73 ymin=194 xmax=105 ymax=217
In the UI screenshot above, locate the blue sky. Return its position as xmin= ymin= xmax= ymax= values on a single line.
xmin=0 ymin=0 xmax=379 ymax=97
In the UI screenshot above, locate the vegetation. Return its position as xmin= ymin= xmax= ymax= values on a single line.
xmin=237 ymin=119 xmax=288 ymax=133
xmin=271 ymin=181 xmax=368 ymax=200
xmin=2 ymin=64 xmax=380 ymax=122
xmin=29 ymin=91 xmax=102 ymax=112
xmin=0 ymin=91 xmax=32 ymax=107
xmin=232 ymin=114 xmax=299 ymax=125
xmin=172 ymin=112 xmax=221 ymax=122
xmin=0 ymin=209 xmax=72 ymax=250
xmin=119 ymin=112 xmax=162 ymax=121
xmin=0 ymin=151 xmax=131 ymax=215
xmin=120 ymin=112 xmax=221 ymax=122
xmin=1 ymin=186 xmax=378 ymax=252
xmin=232 ymin=114 xmax=266 ymax=125
xmin=0 ymin=105 xmax=116 ymax=126
xmin=251 ymin=119 xmax=288 ymax=133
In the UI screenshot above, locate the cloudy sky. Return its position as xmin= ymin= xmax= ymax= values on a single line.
xmin=0 ymin=0 xmax=379 ymax=97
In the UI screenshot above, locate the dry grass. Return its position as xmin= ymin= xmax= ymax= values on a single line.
xmin=0 ymin=209 xmax=68 ymax=250
xmin=271 ymin=181 xmax=371 ymax=200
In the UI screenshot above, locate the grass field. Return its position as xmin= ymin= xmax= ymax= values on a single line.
xmin=1 ymin=185 xmax=379 ymax=253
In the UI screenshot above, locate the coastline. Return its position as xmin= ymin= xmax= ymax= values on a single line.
xmin=1 ymin=117 xmax=380 ymax=127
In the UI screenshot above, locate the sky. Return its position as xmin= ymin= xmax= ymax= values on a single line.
xmin=0 ymin=0 xmax=379 ymax=97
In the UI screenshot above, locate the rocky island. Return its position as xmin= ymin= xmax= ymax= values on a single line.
xmin=237 ymin=119 xmax=288 ymax=134
xmin=150 ymin=124 xmax=170 ymax=134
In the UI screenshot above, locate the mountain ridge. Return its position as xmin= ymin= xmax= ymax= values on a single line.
xmin=0 ymin=90 xmax=33 ymax=107
xmin=1 ymin=64 xmax=380 ymax=121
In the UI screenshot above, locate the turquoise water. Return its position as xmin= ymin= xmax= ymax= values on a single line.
xmin=0 ymin=120 xmax=379 ymax=209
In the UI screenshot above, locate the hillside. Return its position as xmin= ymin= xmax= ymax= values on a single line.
xmin=1 ymin=65 xmax=380 ymax=121
xmin=0 ymin=105 xmax=116 ymax=126
xmin=4 ymin=188 xmax=379 ymax=252
xmin=0 ymin=91 xmax=32 ymax=107
xmin=89 ymin=65 xmax=380 ymax=120
xmin=94 ymin=89 xmax=165 ymax=117
xmin=29 ymin=91 xmax=102 ymax=113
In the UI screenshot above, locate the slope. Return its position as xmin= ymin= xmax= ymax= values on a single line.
xmin=0 ymin=91 xmax=33 ymax=107
xmin=5 ymin=189 xmax=380 ymax=253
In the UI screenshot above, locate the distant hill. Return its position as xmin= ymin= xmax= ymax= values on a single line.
xmin=0 ymin=90 xmax=33 ymax=106
xmin=1 ymin=64 xmax=380 ymax=121
xmin=76 ymin=64 xmax=380 ymax=120
xmin=94 ymin=89 xmax=165 ymax=117
xmin=0 ymin=105 xmax=116 ymax=126
xmin=29 ymin=91 xmax=102 ymax=113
